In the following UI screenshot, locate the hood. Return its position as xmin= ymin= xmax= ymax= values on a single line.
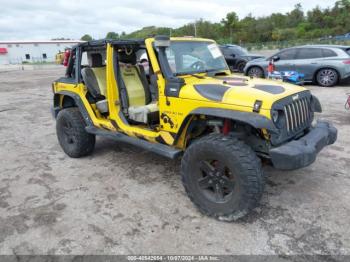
xmin=178 ymin=74 xmax=307 ymax=110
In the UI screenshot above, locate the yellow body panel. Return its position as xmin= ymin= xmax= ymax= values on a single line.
xmin=54 ymin=82 xmax=115 ymax=130
xmin=54 ymin=37 xmax=309 ymax=150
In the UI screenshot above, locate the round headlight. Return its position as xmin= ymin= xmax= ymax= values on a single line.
xmin=271 ymin=110 xmax=279 ymax=123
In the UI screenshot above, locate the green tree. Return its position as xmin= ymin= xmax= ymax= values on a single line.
xmin=307 ymin=6 xmax=325 ymax=28
xmin=236 ymin=14 xmax=257 ymax=43
xmin=120 ymin=31 xmax=127 ymax=39
xmin=333 ymin=0 xmax=350 ymax=34
xmin=192 ymin=19 xmax=221 ymax=39
xmin=287 ymin=3 xmax=304 ymax=27
xmin=173 ymin=23 xmax=196 ymax=37
xmin=119 ymin=1 xmax=350 ymax=45
xmin=270 ymin=13 xmax=287 ymax=28
xmin=106 ymin=32 xmax=119 ymax=39
xmin=81 ymin=34 xmax=93 ymax=41
xmin=221 ymin=12 xmax=239 ymax=42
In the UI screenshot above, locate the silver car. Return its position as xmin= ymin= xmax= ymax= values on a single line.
xmin=244 ymin=45 xmax=350 ymax=87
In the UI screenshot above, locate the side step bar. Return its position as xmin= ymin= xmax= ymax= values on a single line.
xmin=85 ymin=126 xmax=183 ymax=159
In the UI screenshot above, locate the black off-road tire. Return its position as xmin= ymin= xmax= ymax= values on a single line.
xmin=56 ymin=108 xmax=95 ymax=158
xmin=181 ymin=133 xmax=264 ymax=221
xmin=247 ymin=66 xmax=264 ymax=78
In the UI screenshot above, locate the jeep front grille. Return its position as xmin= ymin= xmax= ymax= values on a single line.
xmin=283 ymin=97 xmax=311 ymax=134
xmin=270 ymin=91 xmax=313 ymax=146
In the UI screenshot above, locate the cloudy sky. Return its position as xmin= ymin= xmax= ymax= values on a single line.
xmin=0 ymin=0 xmax=337 ymax=40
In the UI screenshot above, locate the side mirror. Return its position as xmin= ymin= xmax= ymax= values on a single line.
xmin=272 ymin=55 xmax=280 ymax=62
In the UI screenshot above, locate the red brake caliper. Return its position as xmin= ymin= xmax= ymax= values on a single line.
xmin=222 ymin=119 xmax=231 ymax=135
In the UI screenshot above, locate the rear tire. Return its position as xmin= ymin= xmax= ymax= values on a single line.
xmin=181 ymin=133 xmax=264 ymax=221
xmin=316 ymin=68 xmax=338 ymax=87
xmin=247 ymin=66 xmax=264 ymax=78
xmin=56 ymin=108 xmax=95 ymax=158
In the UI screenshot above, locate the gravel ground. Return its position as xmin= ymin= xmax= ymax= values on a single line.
xmin=0 ymin=67 xmax=349 ymax=256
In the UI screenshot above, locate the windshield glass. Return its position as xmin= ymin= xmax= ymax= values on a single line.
xmin=229 ymin=46 xmax=248 ymax=56
xmin=164 ymin=41 xmax=228 ymax=75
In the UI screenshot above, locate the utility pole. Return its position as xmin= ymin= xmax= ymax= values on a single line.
xmin=194 ymin=22 xmax=197 ymax=37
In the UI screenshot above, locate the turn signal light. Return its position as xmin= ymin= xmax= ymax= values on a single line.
xmin=253 ymin=100 xmax=262 ymax=113
xmin=343 ymin=60 xmax=350 ymax=64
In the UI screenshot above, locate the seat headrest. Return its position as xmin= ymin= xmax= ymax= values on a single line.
xmin=118 ymin=51 xmax=136 ymax=64
xmin=90 ymin=53 xmax=103 ymax=67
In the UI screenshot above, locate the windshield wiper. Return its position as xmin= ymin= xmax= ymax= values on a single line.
xmin=204 ymin=68 xmax=228 ymax=76
xmin=174 ymin=72 xmax=205 ymax=78
xmin=188 ymin=73 xmax=205 ymax=79
xmin=174 ymin=68 xmax=228 ymax=78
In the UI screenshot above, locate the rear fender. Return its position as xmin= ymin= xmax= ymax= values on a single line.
xmin=52 ymin=91 xmax=93 ymax=126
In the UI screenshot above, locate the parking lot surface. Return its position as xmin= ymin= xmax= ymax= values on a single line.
xmin=0 ymin=67 xmax=349 ymax=255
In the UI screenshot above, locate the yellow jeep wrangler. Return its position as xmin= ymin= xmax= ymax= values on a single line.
xmin=52 ymin=36 xmax=337 ymax=221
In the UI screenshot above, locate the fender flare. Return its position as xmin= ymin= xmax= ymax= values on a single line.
xmin=310 ymin=95 xmax=322 ymax=112
xmin=191 ymin=108 xmax=277 ymax=131
xmin=53 ymin=91 xmax=93 ymax=126
xmin=174 ymin=107 xmax=278 ymax=144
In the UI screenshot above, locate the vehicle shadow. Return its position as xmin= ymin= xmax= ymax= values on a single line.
xmin=92 ymin=137 xmax=181 ymax=186
xmin=92 ymin=136 xmax=310 ymax=224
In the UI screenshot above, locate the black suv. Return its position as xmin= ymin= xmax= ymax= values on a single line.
xmin=219 ymin=44 xmax=265 ymax=72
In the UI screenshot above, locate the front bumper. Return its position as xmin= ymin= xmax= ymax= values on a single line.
xmin=269 ymin=121 xmax=337 ymax=170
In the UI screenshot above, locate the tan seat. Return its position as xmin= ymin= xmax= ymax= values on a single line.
xmin=91 ymin=67 xmax=106 ymax=96
xmin=81 ymin=53 xmax=106 ymax=98
xmin=118 ymin=52 xmax=158 ymax=124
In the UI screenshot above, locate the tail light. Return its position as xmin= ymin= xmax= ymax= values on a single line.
xmin=343 ymin=60 xmax=350 ymax=64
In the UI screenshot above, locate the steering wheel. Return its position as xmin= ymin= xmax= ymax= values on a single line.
xmin=190 ymin=61 xmax=206 ymax=70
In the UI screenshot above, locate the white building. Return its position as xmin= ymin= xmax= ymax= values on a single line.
xmin=0 ymin=40 xmax=84 ymax=65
